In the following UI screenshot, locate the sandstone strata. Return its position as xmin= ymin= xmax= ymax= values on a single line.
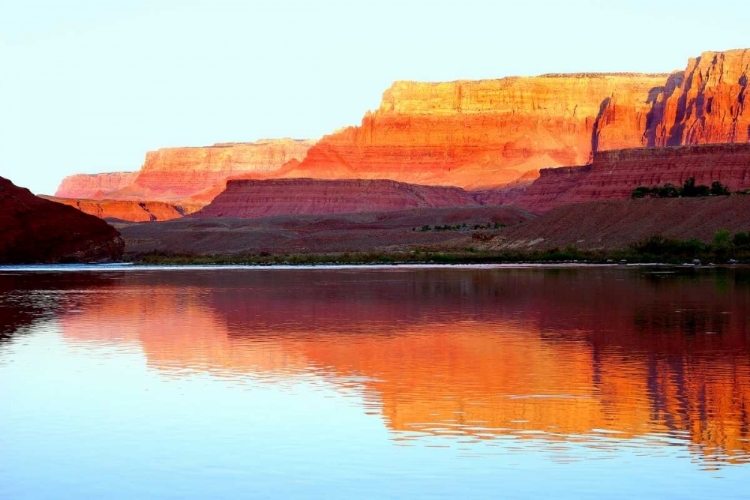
xmin=648 ymin=49 xmax=750 ymax=146
xmin=280 ymin=75 xmax=669 ymax=189
xmin=518 ymin=143 xmax=750 ymax=213
xmin=42 ymin=197 xmax=202 ymax=222
xmin=191 ymin=178 xmax=489 ymax=219
xmin=0 ymin=176 xmax=124 ymax=263
xmin=117 ymin=139 xmax=316 ymax=203
xmin=56 ymin=171 xmax=138 ymax=199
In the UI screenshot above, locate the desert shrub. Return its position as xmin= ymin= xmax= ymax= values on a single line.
xmin=631 ymin=186 xmax=652 ymax=199
xmin=710 ymin=181 xmax=731 ymax=196
xmin=733 ymin=232 xmax=750 ymax=247
xmin=656 ymin=183 xmax=680 ymax=198
xmin=713 ymin=230 xmax=731 ymax=247
xmin=631 ymin=235 xmax=706 ymax=257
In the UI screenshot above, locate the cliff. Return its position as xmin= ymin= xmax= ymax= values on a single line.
xmin=0 ymin=176 xmax=124 ymax=263
xmin=42 ymin=196 xmax=203 ymax=222
xmin=279 ymin=74 xmax=670 ymax=189
xmin=648 ymin=49 xmax=750 ymax=146
xmin=518 ymin=143 xmax=750 ymax=212
xmin=190 ymin=178 xmax=484 ymax=219
xmin=115 ymin=139 xmax=316 ymax=203
xmin=55 ymin=171 xmax=138 ymax=199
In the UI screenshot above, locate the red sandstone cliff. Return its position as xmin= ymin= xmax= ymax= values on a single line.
xmin=55 ymin=171 xmax=138 ymax=199
xmin=42 ymin=196 xmax=202 ymax=222
xmin=190 ymin=178 xmax=484 ymax=219
xmin=115 ymin=139 xmax=316 ymax=203
xmin=518 ymin=143 xmax=750 ymax=213
xmin=648 ymin=49 xmax=750 ymax=146
xmin=0 ymin=177 xmax=124 ymax=263
xmin=278 ymin=75 xmax=669 ymax=189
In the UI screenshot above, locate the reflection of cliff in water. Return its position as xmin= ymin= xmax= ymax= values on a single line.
xmin=0 ymin=272 xmax=114 ymax=343
xmin=58 ymin=268 xmax=750 ymax=465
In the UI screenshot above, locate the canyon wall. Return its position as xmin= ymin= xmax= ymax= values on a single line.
xmin=55 ymin=171 xmax=138 ymax=199
xmin=190 ymin=178 xmax=484 ymax=219
xmin=280 ymin=75 xmax=670 ymax=189
xmin=53 ymin=48 xmax=750 ymax=214
xmin=518 ymin=143 xmax=750 ymax=212
xmin=648 ymin=49 xmax=750 ymax=146
xmin=42 ymin=197 xmax=202 ymax=222
xmin=0 ymin=177 xmax=124 ymax=263
xmin=118 ymin=139 xmax=316 ymax=203
xmin=54 ymin=139 xmax=315 ymax=205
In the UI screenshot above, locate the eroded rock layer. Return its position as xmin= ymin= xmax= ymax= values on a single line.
xmin=518 ymin=143 xmax=750 ymax=213
xmin=280 ymin=75 xmax=670 ymax=189
xmin=648 ymin=49 xmax=750 ymax=146
xmin=0 ymin=177 xmax=124 ymax=263
xmin=42 ymin=197 xmax=202 ymax=222
xmin=120 ymin=139 xmax=316 ymax=203
xmin=56 ymin=172 xmax=138 ymax=199
xmin=191 ymin=178 xmax=489 ymax=219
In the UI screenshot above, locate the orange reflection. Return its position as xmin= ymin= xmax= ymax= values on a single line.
xmin=59 ymin=269 xmax=750 ymax=465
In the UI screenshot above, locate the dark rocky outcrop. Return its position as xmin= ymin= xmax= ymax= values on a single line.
xmin=0 ymin=176 xmax=124 ymax=263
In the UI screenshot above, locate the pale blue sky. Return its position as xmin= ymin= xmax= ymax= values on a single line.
xmin=1 ymin=0 xmax=747 ymax=195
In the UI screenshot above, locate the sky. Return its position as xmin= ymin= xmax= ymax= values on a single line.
xmin=1 ymin=0 xmax=748 ymax=195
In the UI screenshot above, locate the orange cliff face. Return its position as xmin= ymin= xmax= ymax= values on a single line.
xmin=53 ymin=138 xmax=316 ymax=208
xmin=279 ymin=75 xmax=670 ymax=189
xmin=55 ymin=171 xmax=139 ymax=199
xmin=40 ymin=196 xmax=203 ymax=222
xmin=57 ymin=270 xmax=750 ymax=464
xmin=114 ymin=139 xmax=316 ymax=203
xmin=649 ymin=49 xmax=750 ymax=146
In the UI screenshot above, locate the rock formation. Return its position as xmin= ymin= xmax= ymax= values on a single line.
xmin=115 ymin=139 xmax=316 ymax=203
xmin=52 ymin=48 xmax=750 ymax=212
xmin=279 ymin=74 xmax=670 ymax=189
xmin=0 ymin=176 xmax=124 ymax=263
xmin=190 ymin=178 xmax=486 ymax=219
xmin=517 ymin=143 xmax=750 ymax=212
xmin=55 ymin=171 xmax=138 ymax=199
xmin=42 ymin=197 xmax=202 ymax=222
xmin=54 ymin=139 xmax=315 ymax=206
xmin=647 ymin=49 xmax=750 ymax=146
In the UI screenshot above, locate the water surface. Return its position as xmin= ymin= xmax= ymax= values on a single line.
xmin=1 ymin=266 xmax=749 ymax=498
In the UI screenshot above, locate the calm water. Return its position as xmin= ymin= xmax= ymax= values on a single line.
xmin=1 ymin=265 xmax=750 ymax=499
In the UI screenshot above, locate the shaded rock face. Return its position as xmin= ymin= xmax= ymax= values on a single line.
xmin=55 ymin=171 xmax=138 ymax=199
xmin=518 ymin=143 xmax=750 ymax=213
xmin=648 ymin=49 xmax=750 ymax=146
xmin=283 ymin=75 xmax=670 ymax=189
xmin=0 ymin=177 xmax=124 ymax=264
xmin=41 ymin=197 xmax=202 ymax=222
xmin=190 ymin=178 xmax=487 ymax=219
